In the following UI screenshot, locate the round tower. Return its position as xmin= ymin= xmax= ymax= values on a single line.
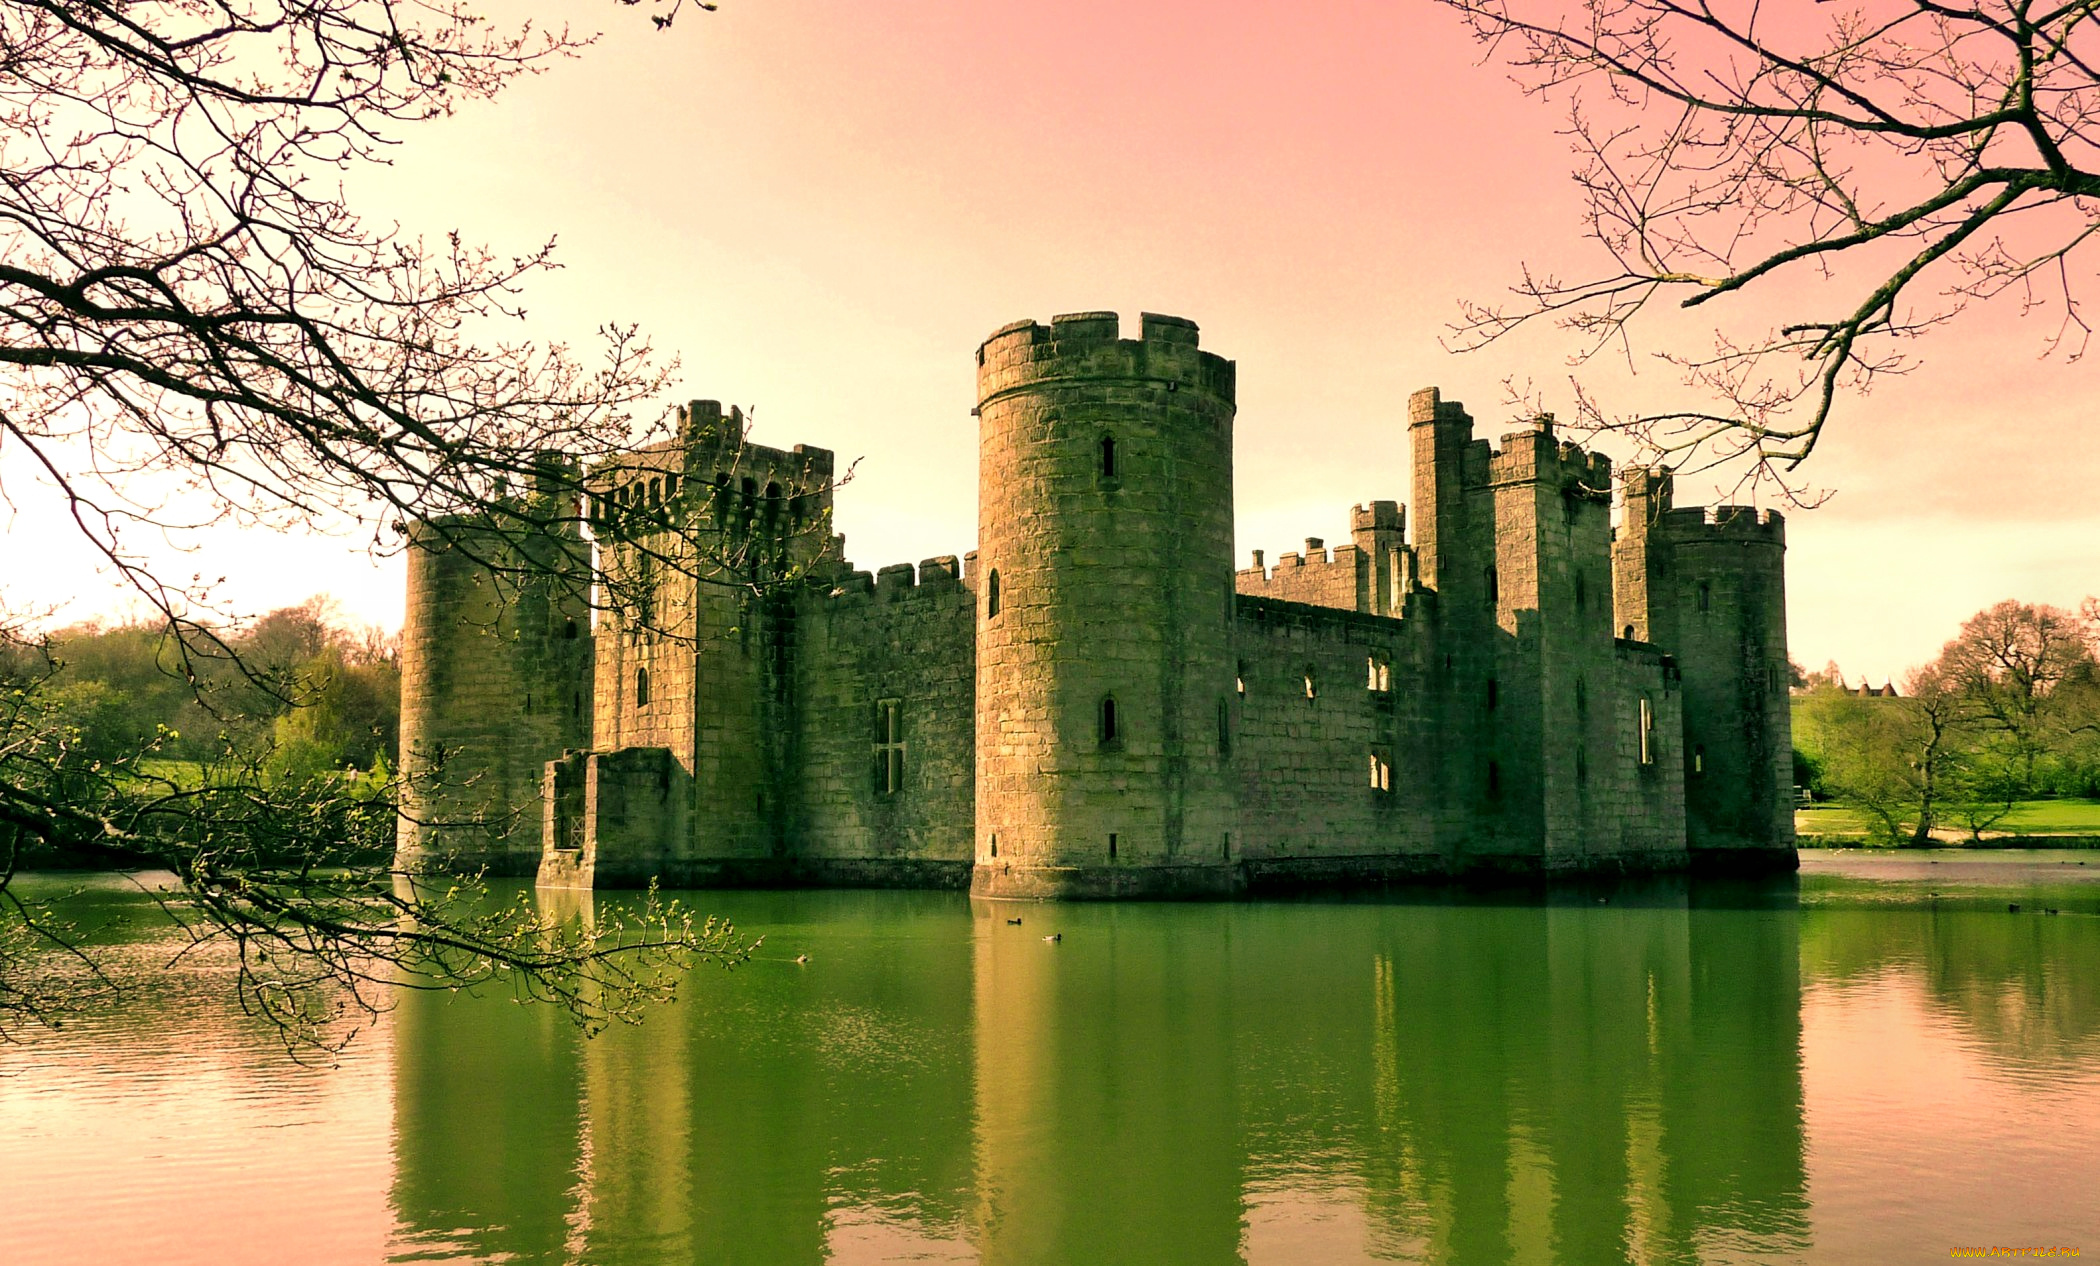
xmin=396 ymin=473 xmax=595 ymax=877
xmin=973 ymin=311 xmax=1241 ymax=898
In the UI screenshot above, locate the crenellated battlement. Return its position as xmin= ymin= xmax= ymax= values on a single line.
xmin=1616 ymin=468 xmax=1780 ymax=543
xmin=1656 ymin=504 xmax=1787 ymax=545
xmin=809 ymin=552 xmax=973 ymax=610
xmin=1238 ymin=529 xmax=1419 ymax=620
xmin=1407 ymin=390 xmax=1610 ymax=494
xmin=1352 ymin=500 xmax=1404 ymax=535
xmin=1472 ymin=419 xmax=1613 ymax=492
xmin=975 ymin=310 xmax=1235 ymax=407
xmin=582 ymin=406 xmax=838 ymax=550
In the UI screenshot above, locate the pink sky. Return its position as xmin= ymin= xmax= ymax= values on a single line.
xmin=3 ymin=0 xmax=2092 ymax=684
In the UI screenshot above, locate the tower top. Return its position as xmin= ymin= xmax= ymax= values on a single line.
xmin=975 ymin=310 xmax=1235 ymax=409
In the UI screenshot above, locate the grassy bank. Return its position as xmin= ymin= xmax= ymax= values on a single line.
xmin=1797 ymin=798 xmax=2100 ymax=847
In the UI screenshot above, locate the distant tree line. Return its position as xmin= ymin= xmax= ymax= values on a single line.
xmin=1794 ymin=600 xmax=2100 ymax=844
xmin=0 ymin=596 xmax=399 ymax=794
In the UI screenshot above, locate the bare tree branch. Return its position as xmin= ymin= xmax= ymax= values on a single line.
xmin=1437 ymin=0 xmax=2100 ymax=480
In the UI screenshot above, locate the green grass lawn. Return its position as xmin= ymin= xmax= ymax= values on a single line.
xmin=132 ymin=758 xmax=207 ymax=790
xmin=1796 ymin=798 xmax=2100 ymax=843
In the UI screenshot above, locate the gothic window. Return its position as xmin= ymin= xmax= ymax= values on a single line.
xmin=1100 ymin=434 xmax=1118 ymax=479
xmin=1304 ymin=666 xmax=1317 ymax=700
xmin=1624 ymin=623 xmax=1637 ymax=640
xmin=1698 ymin=581 xmax=1712 ymax=613
xmin=1367 ymin=654 xmax=1391 ymax=693
xmin=987 ymin=569 xmax=1002 ymax=618
xmin=1236 ymin=660 xmax=1247 ymax=698
xmin=874 ymin=699 xmax=904 ymax=795
xmin=1369 ymin=750 xmax=1392 ymax=793
xmin=1099 ymin=696 xmax=1121 ymax=747
xmin=635 ymin=667 xmax=651 ymax=708
xmin=1639 ymin=697 xmax=1655 ymax=765
xmin=563 ymin=616 xmax=578 ymax=640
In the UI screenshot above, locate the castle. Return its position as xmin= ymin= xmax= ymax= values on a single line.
xmin=396 ymin=311 xmax=1795 ymax=898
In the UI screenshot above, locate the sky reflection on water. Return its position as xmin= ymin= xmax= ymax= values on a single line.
xmin=2 ymin=855 xmax=2097 ymax=1264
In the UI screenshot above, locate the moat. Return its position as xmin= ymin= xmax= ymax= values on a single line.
xmin=6 ymin=853 xmax=2098 ymax=1264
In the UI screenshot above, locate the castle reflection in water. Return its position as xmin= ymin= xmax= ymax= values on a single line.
xmin=387 ymin=883 xmax=1818 ymax=1264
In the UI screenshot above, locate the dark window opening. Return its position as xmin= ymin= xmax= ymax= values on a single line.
xmin=1222 ymin=833 xmax=1231 ymax=860
xmin=1099 ymin=695 xmax=1120 ymax=746
xmin=990 ymin=835 xmax=998 ymax=859
xmin=1108 ymin=833 xmax=1119 ymax=861
xmin=635 ymin=667 xmax=651 ymax=707
xmin=1486 ymin=678 xmax=1499 ymax=711
xmin=1100 ymin=434 xmax=1118 ymax=479
xmin=664 ymin=474 xmax=678 ymax=500
xmin=1218 ymin=698 xmax=1232 ymax=757
xmin=1698 ymin=581 xmax=1712 ymax=613
xmin=1485 ymin=566 xmax=1499 ymax=606
xmin=874 ymin=699 xmax=904 ymax=795
xmin=1693 ymin=744 xmax=1706 ymax=775
xmin=648 ymin=478 xmax=661 ymax=507
xmin=987 ymin=569 xmax=1002 ymax=618
xmin=1624 ymin=623 xmax=1637 ymax=640
xmin=1487 ymin=760 xmax=1502 ymax=797
xmin=563 ymin=617 xmax=579 ymax=640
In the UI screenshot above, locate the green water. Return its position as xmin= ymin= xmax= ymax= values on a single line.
xmin=4 ymin=852 xmax=2098 ymax=1264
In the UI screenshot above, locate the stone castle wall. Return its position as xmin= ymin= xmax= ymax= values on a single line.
xmin=1234 ymin=501 xmax=1412 ymax=617
xmin=400 ymin=309 xmax=1795 ymax=896
xmin=786 ymin=557 xmax=977 ymax=885
xmin=1229 ymin=598 xmax=1444 ymax=881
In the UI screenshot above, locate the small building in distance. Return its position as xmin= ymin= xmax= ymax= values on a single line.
xmin=396 ymin=311 xmax=1795 ymax=898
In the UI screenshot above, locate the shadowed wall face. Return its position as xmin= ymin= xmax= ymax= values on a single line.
xmin=397 ymin=511 xmax=594 ymax=877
